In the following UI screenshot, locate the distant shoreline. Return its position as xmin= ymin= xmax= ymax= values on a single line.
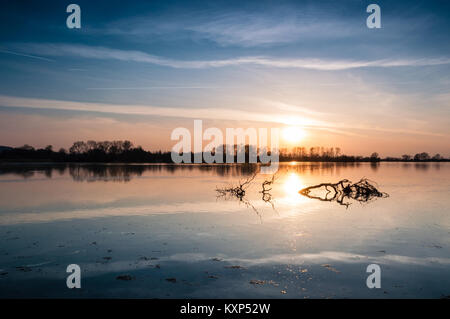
xmin=1 ymin=141 xmax=447 ymax=164
xmin=0 ymin=160 xmax=449 ymax=165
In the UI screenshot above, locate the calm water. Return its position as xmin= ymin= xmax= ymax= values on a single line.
xmin=0 ymin=162 xmax=449 ymax=298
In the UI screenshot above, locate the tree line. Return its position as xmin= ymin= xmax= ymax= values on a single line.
xmin=0 ymin=141 xmax=171 ymax=163
xmin=0 ymin=141 xmax=448 ymax=163
xmin=278 ymin=147 xmax=447 ymax=162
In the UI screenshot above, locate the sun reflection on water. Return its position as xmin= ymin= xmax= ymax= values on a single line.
xmin=282 ymin=172 xmax=305 ymax=205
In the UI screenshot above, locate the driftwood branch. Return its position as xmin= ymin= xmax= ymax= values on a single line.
xmin=299 ymin=178 xmax=388 ymax=207
xmin=215 ymin=172 xmax=278 ymax=219
xmin=215 ymin=172 xmax=257 ymax=200
xmin=259 ymin=174 xmax=278 ymax=213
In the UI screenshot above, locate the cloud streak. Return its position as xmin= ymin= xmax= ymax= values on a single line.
xmin=0 ymin=48 xmax=54 ymax=62
xmin=10 ymin=43 xmax=450 ymax=71
xmin=0 ymin=95 xmax=444 ymax=138
xmin=181 ymin=11 xmax=356 ymax=47
xmin=0 ymin=94 xmax=298 ymax=124
xmin=91 ymin=7 xmax=360 ymax=47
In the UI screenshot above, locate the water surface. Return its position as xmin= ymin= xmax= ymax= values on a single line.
xmin=0 ymin=162 xmax=449 ymax=298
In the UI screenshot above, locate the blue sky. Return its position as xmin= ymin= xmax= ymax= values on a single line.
xmin=0 ymin=0 xmax=449 ymax=156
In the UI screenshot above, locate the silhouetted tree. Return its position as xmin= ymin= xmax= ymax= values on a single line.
xmin=414 ymin=152 xmax=430 ymax=161
xmin=370 ymin=152 xmax=380 ymax=162
xmin=123 ymin=140 xmax=133 ymax=151
xmin=401 ymin=154 xmax=411 ymax=161
xmin=18 ymin=144 xmax=35 ymax=151
xmin=70 ymin=141 xmax=87 ymax=154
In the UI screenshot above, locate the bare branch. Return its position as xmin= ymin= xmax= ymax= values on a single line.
xmin=299 ymin=178 xmax=388 ymax=207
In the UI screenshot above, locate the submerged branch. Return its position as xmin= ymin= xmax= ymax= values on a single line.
xmin=215 ymin=172 xmax=257 ymax=200
xmin=299 ymin=178 xmax=389 ymax=207
xmin=215 ymin=172 xmax=278 ymax=219
xmin=259 ymin=174 xmax=278 ymax=213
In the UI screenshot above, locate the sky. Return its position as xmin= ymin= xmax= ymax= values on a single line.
xmin=0 ymin=0 xmax=449 ymax=157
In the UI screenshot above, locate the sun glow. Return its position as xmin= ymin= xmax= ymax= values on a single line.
xmin=282 ymin=126 xmax=306 ymax=144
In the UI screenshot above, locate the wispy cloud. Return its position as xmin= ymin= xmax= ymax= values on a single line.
xmin=9 ymin=43 xmax=450 ymax=70
xmin=0 ymin=95 xmax=445 ymax=138
xmin=86 ymin=86 xmax=227 ymax=90
xmin=0 ymin=48 xmax=54 ymax=62
xmin=182 ymin=11 xmax=356 ymax=47
xmin=92 ymin=8 xmax=358 ymax=47
xmin=0 ymin=94 xmax=289 ymax=124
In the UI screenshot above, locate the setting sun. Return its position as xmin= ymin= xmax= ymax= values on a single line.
xmin=282 ymin=126 xmax=306 ymax=144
